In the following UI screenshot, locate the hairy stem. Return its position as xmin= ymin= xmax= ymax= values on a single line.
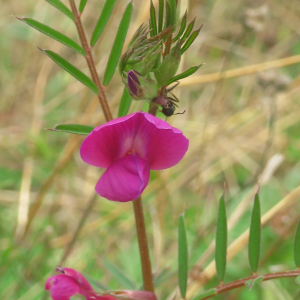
xmin=70 ymin=0 xmax=154 ymax=292
xmin=201 ymin=269 xmax=300 ymax=299
xmin=148 ymin=102 xmax=158 ymax=115
xmin=69 ymin=0 xmax=113 ymax=122
xmin=132 ymin=197 xmax=155 ymax=292
xmin=130 ymin=102 xmax=160 ymax=292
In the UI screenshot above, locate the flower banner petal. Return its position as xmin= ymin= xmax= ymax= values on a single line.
xmin=96 ymin=153 xmax=150 ymax=202
xmin=80 ymin=114 xmax=138 ymax=168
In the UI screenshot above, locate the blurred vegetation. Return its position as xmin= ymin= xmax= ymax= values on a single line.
xmin=1 ymin=0 xmax=300 ymax=299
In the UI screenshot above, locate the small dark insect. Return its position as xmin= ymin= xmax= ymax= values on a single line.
xmin=161 ymin=82 xmax=185 ymax=117
xmin=151 ymin=82 xmax=185 ymax=117
xmin=162 ymin=100 xmax=176 ymax=117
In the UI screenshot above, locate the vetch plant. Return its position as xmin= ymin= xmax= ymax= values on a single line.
xmin=17 ymin=0 xmax=300 ymax=299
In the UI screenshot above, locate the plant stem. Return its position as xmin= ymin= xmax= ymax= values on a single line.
xmin=132 ymin=197 xmax=154 ymax=292
xmin=131 ymin=100 xmax=161 ymax=293
xmin=130 ymin=92 xmax=161 ymax=293
xmin=148 ymin=103 xmax=158 ymax=116
xmin=69 ymin=0 xmax=113 ymax=122
xmin=200 ymin=269 xmax=300 ymax=299
xmin=69 ymin=1 xmax=155 ymax=293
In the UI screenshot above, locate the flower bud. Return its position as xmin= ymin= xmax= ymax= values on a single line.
xmin=126 ymin=43 xmax=162 ymax=76
xmin=119 ymin=25 xmax=168 ymax=76
xmin=154 ymin=40 xmax=181 ymax=87
xmin=124 ymin=70 xmax=158 ymax=100
xmin=127 ymin=70 xmax=140 ymax=97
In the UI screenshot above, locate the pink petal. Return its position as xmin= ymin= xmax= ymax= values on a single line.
xmin=45 ymin=274 xmax=81 ymax=300
xmin=60 ymin=267 xmax=94 ymax=295
xmin=80 ymin=111 xmax=189 ymax=172
xmin=132 ymin=113 xmax=189 ymax=170
xmin=95 ymin=153 xmax=150 ymax=202
xmin=80 ymin=114 xmax=138 ymax=168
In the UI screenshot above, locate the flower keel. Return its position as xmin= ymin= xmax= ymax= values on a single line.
xmin=96 ymin=153 xmax=150 ymax=202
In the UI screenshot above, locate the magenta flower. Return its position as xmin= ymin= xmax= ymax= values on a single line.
xmin=45 ymin=267 xmax=157 ymax=300
xmin=80 ymin=111 xmax=189 ymax=202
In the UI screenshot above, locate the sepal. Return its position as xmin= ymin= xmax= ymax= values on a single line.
xmin=123 ymin=71 xmax=158 ymax=100
xmin=154 ymin=40 xmax=181 ymax=87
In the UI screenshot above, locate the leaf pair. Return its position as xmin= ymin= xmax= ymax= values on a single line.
xmin=215 ymin=192 xmax=262 ymax=282
xmin=19 ymin=0 xmax=133 ymax=104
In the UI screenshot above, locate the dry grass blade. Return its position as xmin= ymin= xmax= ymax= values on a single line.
xmin=22 ymin=98 xmax=100 ymax=238
xmin=180 ymin=55 xmax=300 ymax=86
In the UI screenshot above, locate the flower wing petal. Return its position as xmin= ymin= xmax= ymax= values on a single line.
xmin=45 ymin=274 xmax=81 ymax=300
xmin=95 ymin=153 xmax=150 ymax=202
xmin=133 ymin=112 xmax=189 ymax=170
xmin=60 ymin=268 xmax=94 ymax=295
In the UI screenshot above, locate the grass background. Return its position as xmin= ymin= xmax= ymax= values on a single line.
xmin=1 ymin=0 xmax=300 ymax=299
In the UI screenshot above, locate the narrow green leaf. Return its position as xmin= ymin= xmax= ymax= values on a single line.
xmin=192 ymin=289 xmax=217 ymax=300
xmin=45 ymin=0 xmax=74 ymax=21
xmin=181 ymin=18 xmax=195 ymax=41
xmin=103 ymin=258 xmax=137 ymax=290
xmin=90 ymin=0 xmax=118 ymax=46
xmin=42 ymin=49 xmax=98 ymax=94
xmin=103 ymin=1 xmax=133 ymax=86
xmin=18 ymin=18 xmax=85 ymax=55
xmin=181 ymin=26 xmax=202 ymax=54
xmin=248 ymin=193 xmax=261 ymax=273
xmin=79 ymin=0 xmax=88 ymax=13
xmin=158 ymin=0 xmax=164 ymax=32
xmin=48 ymin=124 xmax=94 ymax=135
xmin=215 ymin=194 xmax=227 ymax=282
xmin=118 ymin=88 xmax=132 ymax=117
xmin=294 ymin=219 xmax=300 ymax=267
xmin=149 ymin=0 xmax=157 ymax=37
xmin=173 ymin=11 xmax=187 ymax=42
xmin=164 ymin=1 xmax=171 ymax=29
xmin=178 ymin=213 xmax=188 ymax=298
xmin=167 ymin=64 xmax=202 ymax=85
xmin=169 ymin=0 xmax=177 ymax=30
